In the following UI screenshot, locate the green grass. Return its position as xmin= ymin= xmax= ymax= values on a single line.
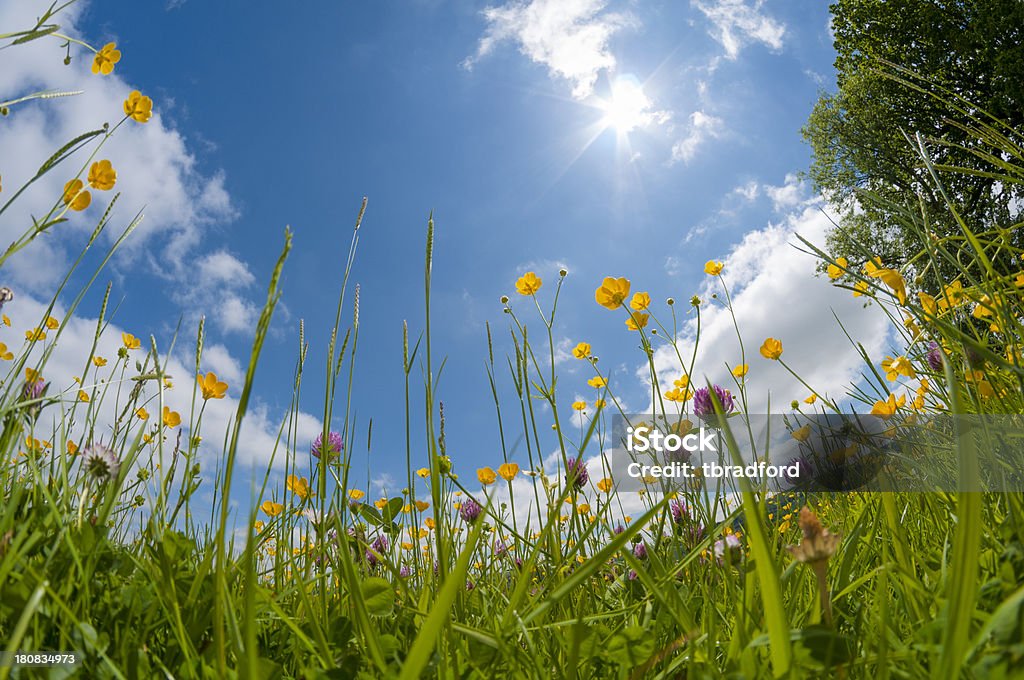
xmin=2 ymin=5 xmax=1024 ymax=679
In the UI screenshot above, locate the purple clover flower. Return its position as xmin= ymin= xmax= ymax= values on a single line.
xmin=926 ymin=341 xmax=944 ymax=371
xmin=633 ymin=542 xmax=648 ymax=560
xmin=366 ymin=535 xmax=388 ymax=567
xmin=566 ymin=457 xmax=589 ymax=490
xmin=399 ymin=565 xmax=412 ymax=578
xmin=670 ymin=499 xmax=688 ymax=524
xmin=693 ymin=385 xmax=734 ymax=418
xmin=312 ymin=431 xmax=344 ymax=459
xmin=459 ymin=498 xmax=482 ymax=523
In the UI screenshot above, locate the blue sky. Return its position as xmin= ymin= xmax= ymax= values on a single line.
xmin=1 ymin=1 xmax=895 ymax=514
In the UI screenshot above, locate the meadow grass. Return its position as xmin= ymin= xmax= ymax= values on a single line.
xmin=2 ymin=6 xmax=1024 ymax=679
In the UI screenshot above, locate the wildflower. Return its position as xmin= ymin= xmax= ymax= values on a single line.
xmin=625 ymin=312 xmax=649 ymax=331
xmin=664 ymin=387 xmax=690 ymax=402
xmin=348 ymin=488 xmax=365 ymax=501
xmin=477 ymin=467 xmax=497 ymax=485
xmin=123 ymin=90 xmax=153 ymax=123
xmin=792 ymin=424 xmax=812 ymax=442
xmin=826 ymin=257 xmax=847 ymax=280
xmin=594 ymin=398 xmax=606 ymax=409
xmin=732 ymin=364 xmax=748 ymax=378
xmin=566 ymin=457 xmax=589 ymax=490
xmin=459 ymin=498 xmax=482 ymax=523
xmin=713 ymin=534 xmax=742 ymax=564
xmin=870 ymin=393 xmax=905 ymax=420
xmin=597 ymin=477 xmax=613 ymax=493
xmin=162 ymin=406 xmax=181 ymax=428
xmin=21 ymin=374 xmax=48 ymax=407
xmin=515 ymin=272 xmax=542 ymax=295
xmin=45 ymin=316 xmax=59 ymax=329
xmin=852 ymin=280 xmax=869 ymax=297
xmin=78 ymin=390 xmax=90 ymax=403
xmin=804 ymin=394 xmax=817 ymax=404
xmin=864 ymin=258 xmax=907 ymax=304
xmin=253 ymin=520 xmax=265 ymax=533
xmin=571 ymin=400 xmax=586 ymax=411
xmin=630 ymin=292 xmax=650 ymax=311
xmin=287 ymin=474 xmax=311 ymax=500
xmin=311 ymin=431 xmax=343 ymax=459
xmin=83 ymin=444 xmax=120 ymax=481
xmin=91 ymin=42 xmax=121 ymax=75
xmin=693 ymin=385 xmax=734 ymax=418
xmin=881 ymin=356 xmax=916 ymax=381
xmin=197 ymin=372 xmax=228 ymax=400
xmin=67 ymin=440 xmax=79 ymax=455
xmin=594 ymin=277 xmax=631 ymax=310
xmin=415 ymin=500 xmax=429 ymax=511
xmin=674 ymin=375 xmax=690 ymax=389
xmin=25 ymin=327 xmax=45 ymax=342
xmin=787 ymin=507 xmax=840 ymax=623
xmin=92 ymin=356 xmax=108 ymax=367
xmin=704 ymin=260 xmax=724 ymax=276
xmin=366 ymin=535 xmax=389 ymax=567
xmin=416 ymin=467 xmax=429 ymax=478
xmin=498 ymin=462 xmax=519 ymax=481
xmin=87 ymin=160 xmax=116 ymax=190
xmin=121 ymin=332 xmax=141 ymax=350
xmin=0 ymin=343 xmax=12 ymax=361
xmin=633 ymin=542 xmax=648 ymax=559
xmin=374 ymin=498 xmax=387 ymax=510
xmin=926 ymin=341 xmax=944 ymax=371
xmin=135 ymin=407 xmax=148 ymax=420
xmin=577 ymin=503 xmax=591 ymax=514
xmin=62 ymin=179 xmax=91 ymax=211
xmin=587 ymin=376 xmax=607 ymax=389
xmin=572 ymin=342 xmax=591 ymax=359
xmin=759 ymin=338 xmax=783 ymax=360
xmin=669 ymin=499 xmax=688 ymax=524
xmin=424 ymin=517 xmax=436 ymax=530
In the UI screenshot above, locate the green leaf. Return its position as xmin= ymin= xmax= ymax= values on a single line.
xmin=361 ymin=577 xmax=395 ymax=617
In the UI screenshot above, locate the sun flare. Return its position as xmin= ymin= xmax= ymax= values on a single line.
xmin=597 ymin=77 xmax=655 ymax=133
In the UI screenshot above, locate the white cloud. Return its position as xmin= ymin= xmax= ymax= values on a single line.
xmin=468 ymin=0 xmax=634 ymax=100
xmin=0 ymin=2 xmax=239 ymax=296
xmin=693 ymin=0 xmax=786 ymax=60
xmin=655 ymin=204 xmax=891 ymax=412
xmin=731 ymin=180 xmax=760 ymax=202
xmin=764 ymin=172 xmax=807 ymax=212
xmin=670 ymin=110 xmax=725 ymax=164
xmin=202 ymin=343 xmax=244 ymax=386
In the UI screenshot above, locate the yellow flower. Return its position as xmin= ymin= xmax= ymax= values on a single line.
xmin=630 ymin=292 xmax=650 ymax=311
xmin=253 ymin=520 xmax=265 ymax=532
xmin=576 ymin=503 xmax=591 ymax=514
xmin=415 ymin=500 xmax=430 ymax=511
xmin=791 ymin=424 xmax=811 ymax=442
xmin=881 ymin=356 xmax=916 ymax=381
xmin=348 ymin=488 xmax=365 ymax=501
xmin=26 ymin=368 xmax=41 ymax=382
xmin=826 ymin=257 xmax=848 ymax=280
xmin=594 ymin=399 xmax=606 ymax=409
xmin=759 ymin=338 xmax=783 ymax=360
xmin=374 ymin=498 xmax=388 ymax=509
xmin=594 ymin=276 xmax=630 ymax=310
xmin=664 ymin=387 xmax=690 ymax=402
xmin=572 ymin=342 xmax=591 ymax=359
xmin=162 ymin=406 xmax=181 ymax=428
xmin=2 ymin=314 xmax=9 ymax=327
xmin=571 ymin=400 xmax=587 ymax=411
xmin=92 ymin=356 xmax=108 ymax=367
xmin=62 ymin=179 xmax=91 ymax=211
xmin=597 ymin=477 xmax=612 ymax=492
xmin=67 ymin=440 xmax=79 ymax=455
xmin=261 ymin=500 xmax=284 ymax=517
xmin=122 ymin=332 xmax=141 ymax=350
xmin=918 ymin=292 xmax=937 ymax=316
xmin=416 ymin=467 xmax=429 ymax=478
xmin=124 ymin=90 xmax=153 ymax=123
xmin=401 ymin=542 xmax=414 ymax=551
xmin=515 ymin=272 xmax=542 ymax=295
xmin=87 ymin=160 xmax=117 ymax=191
xmin=287 ymin=474 xmax=311 ymax=500
xmin=45 ymin=316 xmax=59 ymax=329
xmin=136 ymin=407 xmax=148 ymax=420
xmin=625 ymin=312 xmax=649 ymax=331
xmin=870 ymin=393 xmax=905 ymax=420
xmin=498 ymin=462 xmax=519 ymax=481
xmin=91 ymin=42 xmax=121 ymax=75
xmin=164 ymin=377 xmax=173 ymax=389
xmin=78 ymin=390 xmax=90 ymax=402
xmin=674 ymin=375 xmax=690 ymax=389
xmin=0 ymin=343 xmax=12 ymax=361
xmin=424 ymin=517 xmax=436 ymax=530
xmin=704 ymin=260 xmax=724 ymax=276
xmin=804 ymin=394 xmax=817 ymax=404
xmin=197 ymin=372 xmax=228 ymax=400
xmin=852 ymin=280 xmax=869 ymax=297
xmin=587 ymin=376 xmax=607 ymax=389
xmin=25 ymin=328 xmax=46 ymax=341
xmin=477 ymin=467 xmax=497 ymax=485
xmin=732 ymin=364 xmax=748 ymax=378
xmin=864 ymin=258 xmax=907 ymax=304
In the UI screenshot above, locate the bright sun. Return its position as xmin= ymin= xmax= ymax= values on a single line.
xmin=598 ymin=77 xmax=654 ymax=134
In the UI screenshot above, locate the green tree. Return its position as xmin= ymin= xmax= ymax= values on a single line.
xmin=803 ymin=0 xmax=1024 ymax=280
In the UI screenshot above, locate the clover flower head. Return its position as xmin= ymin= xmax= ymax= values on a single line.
xmin=633 ymin=542 xmax=648 ymax=560
xmin=459 ymin=498 xmax=482 ymax=523
xmin=312 ymin=431 xmax=344 ymax=459
xmin=669 ymin=499 xmax=689 ymax=524
xmin=83 ymin=444 xmax=120 ymax=482
xmin=566 ymin=456 xmax=589 ymax=490
xmin=713 ymin=534 xmax=742 ymax=563
xmin=926 ymin=341 xmax=944 ymax=371
xmin=693 ymin=385 xmax=734 ymax=418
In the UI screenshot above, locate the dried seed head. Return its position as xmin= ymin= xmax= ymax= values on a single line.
xmin=787 ymin=507 xmax=840 ymax=564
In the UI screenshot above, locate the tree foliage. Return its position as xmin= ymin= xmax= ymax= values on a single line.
xmin=803 ymin=0 xmax=1024 ymax=278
